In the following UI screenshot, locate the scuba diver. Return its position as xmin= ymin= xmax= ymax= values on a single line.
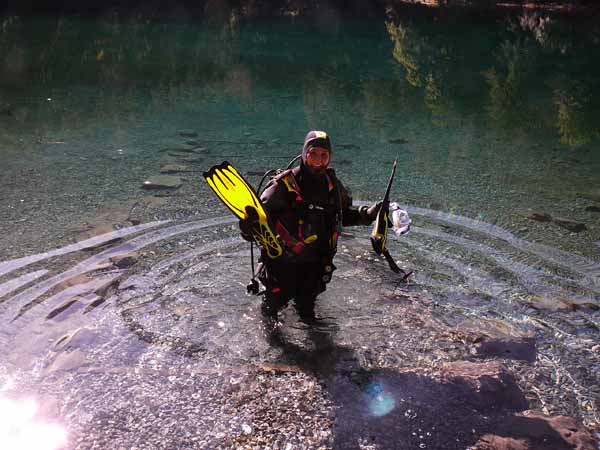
xmin=239 ymin=130 xmax=381 ymax=323
xmin=203 ymin=130 xmax=412 ymax=324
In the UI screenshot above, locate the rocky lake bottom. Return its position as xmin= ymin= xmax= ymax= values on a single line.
xmin=0 ymin=129 xmax=598 ymax=447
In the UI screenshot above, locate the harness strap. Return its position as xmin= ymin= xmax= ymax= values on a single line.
xmin=273 ymin=169 xmax=341 ymax=255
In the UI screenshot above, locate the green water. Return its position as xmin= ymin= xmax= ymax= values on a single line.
xmin=1 ymin=12 xmax=599 ymax=259
xmin=1 ymin=11 xmax=599 ymax=261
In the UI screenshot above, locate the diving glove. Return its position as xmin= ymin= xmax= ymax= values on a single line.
xmin=367 ymin=201 xmax=382 ymax=220
xmin=239 ymin=206 xmax=259 ymax=242
xmin=360 ymin=201 xmax=382 ymax=223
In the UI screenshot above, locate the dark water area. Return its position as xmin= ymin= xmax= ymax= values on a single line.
xmin=0 ymin=5 xmax=599 ymax=449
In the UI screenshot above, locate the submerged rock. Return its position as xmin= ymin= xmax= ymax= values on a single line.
xmin=527 ymin=211 xmax=552 ymax=222
xmin=472 ymin=410 xmax=597 ymax=450
xmin=552 ymin=217 xmax=587 ymax=233
xmin=178 ymin=129 xmax=198 ymax=138
xmin=55 ymin=327 xmax=98 ymax=350
xmin=388 ymin=137 xmax=409 ymax=144
xmin=475 ymin=337 xmax=536 ymax=362
xmin=110 ymin=253 xmax=138 ymax=268
xmin=45 ymin=349 xmax=89 ymax=374
xmin=555 ymin=296 xmax=599 ymax=311
xmin=582 ymin=188 xmax=600 ymax=202
xmin=160 ymin=164 xmax=192 ymax=174
xmin=523 ymin=294 xmax=573 ymax=311
xmin=584 ymin=205 xmax=600 ymax=213
xmin=46 ymin=298 xmax=84 ymax=319
xmin=441 ymin=361 xmax=528 ymax=411
xmin=142 ymin=175 xmax=183 ymax=190
xmin=160 ymin=145 xmax=197 ymax=154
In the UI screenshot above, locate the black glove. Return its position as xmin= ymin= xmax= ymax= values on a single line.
xmin=239 ymin=206 xmax=259 ymax=242
xmin=366 ymin=201 xmax=382 ymax=220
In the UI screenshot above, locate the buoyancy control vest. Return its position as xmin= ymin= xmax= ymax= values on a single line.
xmin=261 ymin=166 xmax=343 ymax=266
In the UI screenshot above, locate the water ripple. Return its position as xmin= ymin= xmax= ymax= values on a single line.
xmin=0 ymin=221 xmax=169 ymax=278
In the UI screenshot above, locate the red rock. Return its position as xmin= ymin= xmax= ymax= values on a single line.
xmin=441 ymin=361 xmax=528 ymax=411
xmin=472 ymin=410 xmax=596 ymax=450
xmin=475 ymin=337 xmax=536 ymax=362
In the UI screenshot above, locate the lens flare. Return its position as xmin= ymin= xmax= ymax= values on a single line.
xmin=364 ymin=382 xmax=396 ymax=417
xmin=0 ymin=396 xmax=67 ymax=450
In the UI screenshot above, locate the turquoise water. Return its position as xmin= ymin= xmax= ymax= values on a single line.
xmin=1 ymin=11 xmax=599 ymax=258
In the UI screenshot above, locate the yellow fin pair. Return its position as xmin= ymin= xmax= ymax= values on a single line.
xmin=203 ymin=161 xmax=282 ymax=259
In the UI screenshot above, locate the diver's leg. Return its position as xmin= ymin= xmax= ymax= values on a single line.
xmin=293 ymin=266 xmax=326 ymax=323
xmin=262 ymin=289 xmax=289 ymax=320
xmin=258 ymin=262 xmax=292 ymax=321
xmin=294 ymin=295 xmax=317 ymax=323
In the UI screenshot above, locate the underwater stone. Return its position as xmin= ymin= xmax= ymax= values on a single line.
xmin=441 ymin=361 xmax=528 ymax=411
xmin=110 ymin=253 xmax=138 ymax=268
xmin=471 ymin=410 xmax=597 ymax=450
xmin=584 ymin=205 xmax=600 ymax=213
xmin=55 ymin=327 xmax=98 ymax=350
xmin=46 ymin=298 xmax=84 ymax=319
xmin=160 ymin=164 xmax=191 ymax=174
xmin=178 ymin=130 xmax=198 ymax=138
xmin=475 ymin=338 xmax=536 ymax=362
xmin=388 ymin=137 xmax=409 ymax=144
xmin=160 ymin=145 xmax=196 ymax=154
xmin=552 ymin=217 xmax=587 ymax=233
xmin=45 ymin=349 xmax=89 ymax=374
xmin=581 ymin=188 xmax=600 ymax=202
xmin=527 ymin=211 xmax=552 ymax=222
xmin=142 ymin=175 xmax=182 ymax=190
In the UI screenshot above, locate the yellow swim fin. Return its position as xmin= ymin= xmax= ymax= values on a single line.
xmin=203 ymin=161 xmax=282 ymax=259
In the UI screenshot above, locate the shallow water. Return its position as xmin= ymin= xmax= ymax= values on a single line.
xmin=1 ymin=7 xmax=599 ymax=449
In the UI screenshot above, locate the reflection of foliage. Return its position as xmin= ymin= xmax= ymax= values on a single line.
xmin=0 ymin=16 xmax=250 ymax=139
xmin=518 ymin=11 xmax=573 ymax=54
xmin=386 ymin=20 xmax=452 ymax=124
xmin=386 ymin=21 xmax=421 ymax=87
xmin=519 ymin=12 xmax=553 ymax=48
xmin=484 ymin=40 xmax=528 ymax=126
xmin=554 ymin=87 xmax=598 ymax=147
xmin=424 ymin=73 xmax=447 ymax=120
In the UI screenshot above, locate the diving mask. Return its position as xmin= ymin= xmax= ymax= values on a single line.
xmin=389 ymin=203 xmax=411 ymax=236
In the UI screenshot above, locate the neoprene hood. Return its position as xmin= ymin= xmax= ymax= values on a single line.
xmin=302 ymin=130 xmax=331 ymax=164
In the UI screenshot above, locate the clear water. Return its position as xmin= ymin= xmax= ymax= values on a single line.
xmin=0 ymin=8 xmax=599 ymax=449
xmin=1 ymin=11 xmax=599 ymax=257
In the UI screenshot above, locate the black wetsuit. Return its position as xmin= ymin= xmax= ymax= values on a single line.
xmin=258 ymin=163 xmax=373 ymax=320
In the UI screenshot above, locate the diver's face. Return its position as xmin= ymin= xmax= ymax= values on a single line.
xmin=305 ymin=147 xmax=330 ymax=175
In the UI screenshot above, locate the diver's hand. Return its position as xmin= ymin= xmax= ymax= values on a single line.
xmin=239 ymin=206 xmax=259 ymax=242
xmin=366 ymin=201 xmax=382 ymax=220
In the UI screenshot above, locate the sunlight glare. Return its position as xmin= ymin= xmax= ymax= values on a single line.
xmin=364 ymin=382 xmax=396 ymax=417
xmin=0 ymin=397 xmax=67 ymax=450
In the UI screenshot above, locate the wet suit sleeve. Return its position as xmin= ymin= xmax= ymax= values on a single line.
xmin=260 ymin=179 xmax=290 ymax=216
xmin=337 ymin=178 xmax=373 ymax=227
